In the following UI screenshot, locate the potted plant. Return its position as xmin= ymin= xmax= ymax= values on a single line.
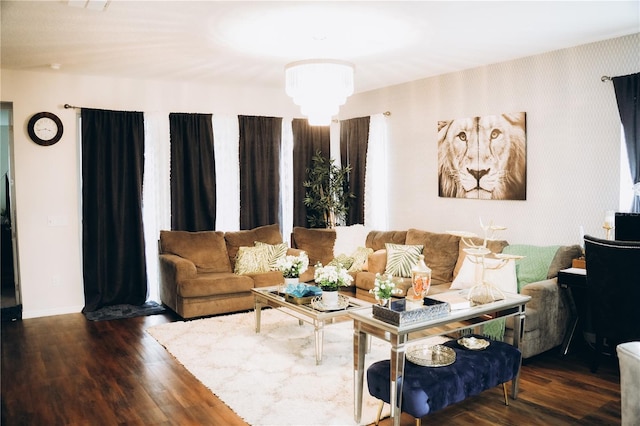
xmin=369 ymin=273 xmax=401 ymax=307
xmin=303 ymin=150 xmax=355 ymax=228
xmin=314 ymin=263 xmax=353 ymax=307
xmin=275 ymin=252 xmax=309 ymax=285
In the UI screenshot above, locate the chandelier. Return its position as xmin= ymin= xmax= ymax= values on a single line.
xmin=285 ymin=59 xmax=355 ymax=126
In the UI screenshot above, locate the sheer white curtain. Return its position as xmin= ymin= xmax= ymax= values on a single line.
xmin=365 ymin=113 xmax=389 ymax=230
xmin=280 ymin=118 xmax=294 ymax=243
xmin=142 ymin=111 xmax=171 ymax=303
xmin=213 ymin=114 xmax=240 ymax=232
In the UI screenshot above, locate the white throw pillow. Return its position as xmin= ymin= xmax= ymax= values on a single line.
xmin=333 ymin=225 xmax=370 ymax=257
xmin=451 ymin=257 xmax=517 ymax=293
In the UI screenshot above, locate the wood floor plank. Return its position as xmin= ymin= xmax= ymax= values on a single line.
xmin=1 ymin=312 xmax=621 ymax=425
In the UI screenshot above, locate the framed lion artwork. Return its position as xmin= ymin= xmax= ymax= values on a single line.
xmin=437 ymin=112 xmax=527 ymax=200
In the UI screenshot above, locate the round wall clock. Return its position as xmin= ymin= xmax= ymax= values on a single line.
xmin=27 ymin=112 xmax=64 ymax=146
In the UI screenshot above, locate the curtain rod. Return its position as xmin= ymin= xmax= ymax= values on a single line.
xmin=332 ymin=111 xmax=391 ymax=123
xmin=64 ymin=103 xmax=80 ymax=109
xmin=601 ymin=76 xmax=612 ymax=82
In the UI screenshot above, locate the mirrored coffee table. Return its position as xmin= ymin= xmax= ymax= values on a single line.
xmin=252 ymin=286 xmax=371 ymax=365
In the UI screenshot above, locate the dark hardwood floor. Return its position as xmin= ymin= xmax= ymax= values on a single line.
xmin=2 ymin=311 xmax=621 ymax=425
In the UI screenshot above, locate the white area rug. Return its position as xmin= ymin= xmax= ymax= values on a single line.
xmin=147 ymin=309 xmax=397 ymax=426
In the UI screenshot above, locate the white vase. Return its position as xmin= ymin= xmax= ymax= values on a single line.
xmin=322 ymin=290 xmax=339 ymax=308
xmin=284 ymin=277 xmax=299 ymax=286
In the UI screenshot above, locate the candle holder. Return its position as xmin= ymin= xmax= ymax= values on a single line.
xmin=448 ymin=219 xmax=521 ymax=305
xmin=603 ymin=210 xmax=615 ymax=240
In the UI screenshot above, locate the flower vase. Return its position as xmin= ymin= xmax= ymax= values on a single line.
xmin=282 ymin=277 xmax=299 ymax=294
xmin=322 ymin=289 xmax=339 ymax=308
xmin=378 ymin=298 xmax=391 ymax=308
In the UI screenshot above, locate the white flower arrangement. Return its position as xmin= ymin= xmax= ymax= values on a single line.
xmin=275 ymin=252 xmax=309 ymax=279
xmin=314 ymin=263 xmax=353 ymax=291
xmin=369 ymin=273 xmax=401 ymax=300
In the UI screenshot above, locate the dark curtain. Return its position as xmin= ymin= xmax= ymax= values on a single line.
xmin=239 ymin=115 xmax=282 ymax=230
xmin=613 ymin=72 xmax=640 ymax=212
xmin=292 ymin=119 xmax=330 ymax=227
xmin=340 ymin=116 xmax=370 ymax=225
xmin=81 ymin=108 xmax=147 ymax=312
xmin=169 ymin=113 xmax=216 ymax=231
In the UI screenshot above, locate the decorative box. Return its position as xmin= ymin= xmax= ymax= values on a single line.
xmin=285 ymin=294 xmax=315 ymax=305
xmin=372 ymin=297 xmax=449 ymax=326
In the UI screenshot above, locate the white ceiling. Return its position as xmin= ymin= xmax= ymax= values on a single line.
xmin=2 ymin=1 xmax=639 ymax=94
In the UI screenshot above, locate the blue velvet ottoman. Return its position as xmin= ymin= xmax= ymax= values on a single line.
xmin=367 ymin=336 xmax=522 ymax=424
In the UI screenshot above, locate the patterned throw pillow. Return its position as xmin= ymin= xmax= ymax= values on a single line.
xmin=329 ymin=254 xmax=354 ymax=270
xmin=348 ymin=247 xmax=374 ymax=272
xmin=234 ymin=245 xmax=271 ymax=275
xmin=384 ymin=243 xmax=424 ymax=278
xmin=254 ymin=241 xmax=288 ymax=270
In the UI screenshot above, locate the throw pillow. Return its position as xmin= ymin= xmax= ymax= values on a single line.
xmin=384 ymin=243 xmax=423 ymax=278
xmin=224 ymin=224 xmax=283 ymax=267
xmin=329 ymin=254 xmax=355 ymax=270
xmin=234 ymin=245 xmax=271 ymax=275
xmin=502 ymin=244 xmax=560 ymax=292
xmin=348 ymin=246 xmax=374 ymax=272
xmin=453 ymin=237 xmax=509 ymax=279
xmin=333 ymin=225 xmax=370 ymax=258
xmin=451 ymin=257 xmax=517 ymax=294
xmin=254 ymin=241 xmax=288 ymax=270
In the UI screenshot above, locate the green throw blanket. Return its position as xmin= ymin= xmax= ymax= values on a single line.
xmin=481 ymin=244 xmax=560 ymax=341
xmin=503 ymin=244 xmax=560 ymax=292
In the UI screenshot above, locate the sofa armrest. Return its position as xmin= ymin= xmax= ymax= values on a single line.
xmin=159 ymin=253 xmax=197 ymax=282
xmin=519 ymin=278 xmax=560 ymax=311
xmin=367 ymin=249 xmax=387 ymax=274
xmin=512 ymin=277 xmax=568 ymax=352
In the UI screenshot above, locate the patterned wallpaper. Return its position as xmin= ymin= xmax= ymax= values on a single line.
xmin=345 ymin=33 xmax=640 ymax=246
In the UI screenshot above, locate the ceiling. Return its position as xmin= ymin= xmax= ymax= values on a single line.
xmin=2 ymin=1 xmax=639 ymax=94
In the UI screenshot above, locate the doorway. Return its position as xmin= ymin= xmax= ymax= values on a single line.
xmin=1 ymin=102 xmax=22 ymax=321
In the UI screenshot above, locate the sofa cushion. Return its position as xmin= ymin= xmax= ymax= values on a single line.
xmin=453 ymin=237 xmax=509 ymax=279
xmin=177 ymin=272 xmax=254 ymax=297
xmin=291 ymin=227 xmax=336 ymax=266
xmin=160 ymin=230 xmax=232 ymax=273
xmin=224 ymin=224 xmax=283 ymax=267
xmin=234 ymin=245 xmax=272 ymax=274
xmin=385 ymin=243 xmax=423 ymax=278
xmin=365 ymin=230 xmax=407 ymax=251
xmin=405 ymin=229 xmax=460 ymax=285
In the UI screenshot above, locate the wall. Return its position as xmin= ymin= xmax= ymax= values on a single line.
xmin=0 ymin=70 xmax=300 ymax=318
xmin=1 ymin=33 xmax=638 ymax=318
xmin=342 ymin=33 xmax=639 ymax=246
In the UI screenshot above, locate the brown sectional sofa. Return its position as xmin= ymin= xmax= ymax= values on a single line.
xmin=291 ymin=226 xmax=582 ymax=359
xmin=159 ymin=224 xmax=303 ymax=319
xmin=160 ymin=224 xmax=581 ymax=359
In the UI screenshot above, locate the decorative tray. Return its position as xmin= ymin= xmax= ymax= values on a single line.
xmin=285 ymin=294 xmax=315 ymax=305
xmin=310 ymin=294 xmax=350 ymax=311
xmin=372 ymin=297 xmax=449 ymax=326
xmin=457 ymin=336 xmax=490 ymax=350
xmin=406 ymin=344 xmax=456 ymax=367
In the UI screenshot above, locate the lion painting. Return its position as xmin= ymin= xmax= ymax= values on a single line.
xmin=438 ymin=112 xmax=526 ymax=200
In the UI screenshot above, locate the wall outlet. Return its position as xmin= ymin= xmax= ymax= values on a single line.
xmin=47 ymin=215 xmax=68 ymax=227
xmin=52 ymin=275 xmax=61 ymax=287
